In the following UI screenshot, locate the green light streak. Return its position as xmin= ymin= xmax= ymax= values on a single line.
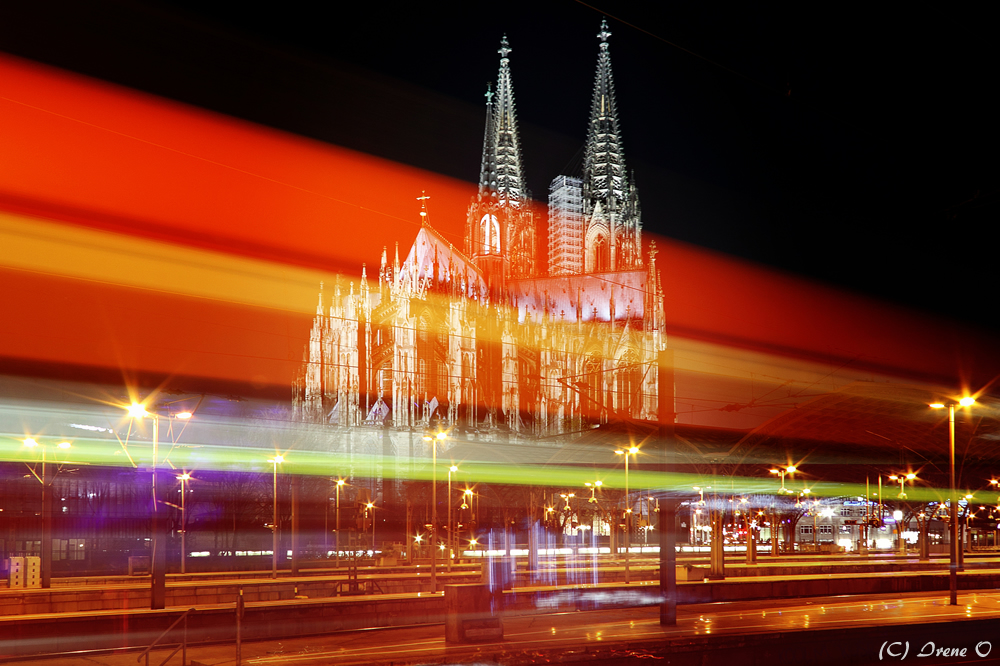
xmin=3 ymin=432 xmax=998 ymax=507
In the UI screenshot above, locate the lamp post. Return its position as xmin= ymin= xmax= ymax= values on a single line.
xmin=888 ymin=472 xmax=916 ymax=499
xmin=614 ymin=446 xmax=639 ymax=584
xmin=423 ymin=431 xmax=447 ymax=593
xmin=21 ymin=438 xmax=70 ymax=589
xmin=177 ymin=473 xmax=191 ymax=574
xmin=769 ymin=465 xmax=797 ymax=494
xmin=448 ymin=465 xmax=458 ymax=572
xmin=268 ymin=455 xmax=284 ymax=579
xmin=930 ymin=396 xmax=975 ymax=605
xmin=126 ymin=402 xmax=192 ymax=608
xmin=335 ymin=478 xmax=345 ymax=567
xmin=366 ymin=501 xmax=376 ymax=556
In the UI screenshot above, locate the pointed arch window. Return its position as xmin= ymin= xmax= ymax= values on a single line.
xmin=480 ymin=213 xmax=500 ymax=254
xmin=593 ymin=235 xmax=609 ymax=272
xmin=616 ymin=351 xmax=642 ymax=417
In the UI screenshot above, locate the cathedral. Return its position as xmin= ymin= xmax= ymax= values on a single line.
xmin=293 ymin=21 xmax=666 ymax=460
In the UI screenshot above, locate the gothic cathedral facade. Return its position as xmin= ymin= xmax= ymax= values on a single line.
xmin=294 ymin=22 xmax=666 ymax=450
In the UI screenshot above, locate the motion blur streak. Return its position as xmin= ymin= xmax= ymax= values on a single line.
xmin=2 ymin=51 xmax=999 ymax=398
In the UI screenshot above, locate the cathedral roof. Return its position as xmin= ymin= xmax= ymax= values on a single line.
xmin=508 ymin=269 xmax=647 ymax=324
xmin=400 ymin=225 xmax=488 ymax=299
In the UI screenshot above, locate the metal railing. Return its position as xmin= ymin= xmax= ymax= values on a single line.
xmin=137 ymin=607 xmax=195 ymax=666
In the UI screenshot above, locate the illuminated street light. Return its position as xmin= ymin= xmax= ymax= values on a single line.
xmin=614 ymin=445 xmax=639 ymax=584
xmin=21 ymin=437 xmax=72 ymax=589
xmin=585 ymin=480 xmax=603 ymax=503
xmin=930 ymin=395 xmax=976 ymax=605
xmin=422 ymin=430 xmax=449 ymax=593
xmin=335 ymin=478 xmax=346 ymax=567
xmin=888 ymin=472 xmax=917 ymax=499
xmin=268 ymin=454 xmax=284 ymax=579
xmin=365 ymin=501 xmax=377 ymax=555
xmin=124 ymin=399 xmax=196 ymax=608
xmin=769 ymin=465 xmax=797 ymax=494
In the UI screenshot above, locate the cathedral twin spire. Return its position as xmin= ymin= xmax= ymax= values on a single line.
xmin=468 ymin=21 xmax=640 ymax=281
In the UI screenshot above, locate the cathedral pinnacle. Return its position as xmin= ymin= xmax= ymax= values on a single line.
xmin=499 ymin=34 xmax=511 ymax=60
xmin=597 ymin=18 xmax=611 ymax=48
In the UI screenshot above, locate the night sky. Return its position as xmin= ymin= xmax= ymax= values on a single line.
xmin=3 ymin=1 xmax=998 ymax=335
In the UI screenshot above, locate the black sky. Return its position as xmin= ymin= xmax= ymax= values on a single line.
xmin=3 ymin=1 xmax=998 ymax=334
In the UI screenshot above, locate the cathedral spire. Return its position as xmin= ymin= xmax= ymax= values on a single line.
xmin=466 ymin=34 xmax=537 ymax=282
xmin=581 ymin=19 xmax=642 ymax=272
xmin=492 ymin=34 xmax=527 ymax=207
xmin=583 ymin=18 xmax=626 ymax=208
xmin=477 ymin=83 xmax=497 ymax=199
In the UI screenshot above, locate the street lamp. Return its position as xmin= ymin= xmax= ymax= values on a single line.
xmin=448 ymin=465 xmax=458 ymax=572
xmin=268 ymin=454 xmax=284 ymax=579
xmin=423 ymin=431 xmax=448 ymax=593
xmin=585 ymin=480 xmax=603 ymax=503
xmin=335 ymin=478 xmax=346 ymax=567
xmin=366 ymin=501 xmax=376 ymax=556
xmin=769 ymin=465 xmax=797 ymax=494
xmin=888 ymin=472 xmax=917 ymax=499
xmin=176 ymin=473 xmax=192 ymax=574
xmin=21 ymin=438 xmax=71 ymax=589
xmin=930 ymin=395 xmax=975 ymax=605
xmin=614 ymin=445 xmax=639 ymax=584
xmin=125 ymin=401 xmax=191 ymax=608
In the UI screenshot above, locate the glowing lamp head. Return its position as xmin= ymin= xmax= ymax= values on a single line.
xmin=960 ymin=397 xmax=976 ymax=407
xmin=436 ymin=432 xmax=447 ymax=441
xmin=175 ymin=412 xmax=193 ymax=420
xmin=930 ymin=403 xmax=946 ymax=409
xmin=57 ymin=441 xmax=71 ymax=449
xmin=269 ymin=455 xmax=284 ymax=464
xmin=449 ymin=465 xmax=458 ymax=473
xmin=337 ymin=479 xmax=346 ymax=486
xmin=366 ymin=502 xmax=374 ymax=509
xmin=889 ymin=475 xmax=898 ymax=481
xmin=906 ymin=473 xmax=916 ymax=480
xmin=178 ymin=473 xmax=191 ymax=481
xmin=23 ymin=438 xmax=37 ymax=448
xmin=628 ymin=446 xmax=639 ymax=454
xmin=127 ymin=403 xmax=148 ymax=418
xmin=786 ymin=465 xmax=797 ymax=474
xmin=595 ymin=480 xmax=603 ymax=487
